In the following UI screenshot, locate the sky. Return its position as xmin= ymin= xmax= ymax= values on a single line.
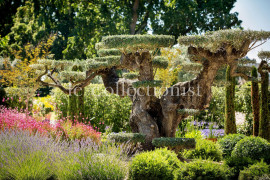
xmin=232 ymin=0 xmax=270 ymax=61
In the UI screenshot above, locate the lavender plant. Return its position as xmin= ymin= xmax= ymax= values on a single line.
xmin=0 ymin=129 xmax=129 ymax=180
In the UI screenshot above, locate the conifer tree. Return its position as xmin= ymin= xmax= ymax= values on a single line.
xmin=251 ymin=66 xmax=260 ymax=136
xmin=258 ymin=51 xmax=270 ymax=140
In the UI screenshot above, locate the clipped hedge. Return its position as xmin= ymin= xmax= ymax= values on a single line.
xmin=129 ymin=148 xmax=181 ymax=180
xmin=97 ymin=49 xmax=121 ymax=57
xmin=182 ymin=139 xmax=223 ymax=161
xmin=177 ymin=109 xmax=200 ymax=116
xmin=218 ymin=134 xmax=246 ymax=157
xmin=152 ymin=137 xmax=195 ymax=149
xmin=175 ymin=159 xmax=232 ymax=180
xmin=101 ymin=35 xmax=175 ymax=51
xmin=107 ymin=133 xmax=145 ymax=143
xmin=132 ymin=80 xmax=163 ymax=88
xmin=152 ymin=56 xmax=169 ymax=69
xmin=123 ymin=72 xmax=139 ymax=79
xmin=231 ymin=136 xmax=270 ymax=163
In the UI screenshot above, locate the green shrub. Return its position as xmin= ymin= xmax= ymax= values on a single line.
xmin=231 ymin=136 xmax=270 ymax=163
xmin=53 ymin=84 xmax=132 ymax=132
xmin=239 ymin=161 xmax=270 ymax=180
xmin=152 ymin=137 xmax=196 ymax=149
xmin=218 ymin=134 xmax=246 ymax=156
xmin=4 ymin=87 xmax=33 ymax=111
xmin=175 ymin=159 xmax=232 ymax=180
xmin=108 ymin=133 xmax=145 ymax=143
xmin=225 ymin=156 xmax=256 ymax=179
xmin=182 ymin=139 xmax=223 ymax=161
xmin=129 ymin=148 xmax=181 ymax=180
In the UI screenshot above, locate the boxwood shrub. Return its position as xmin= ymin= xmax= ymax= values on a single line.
xmin=129 ymin=148 xmax=181 ymax=180
xmin=175 ymin=159 xmax=232 ymax=180
xmin=182 ymin=139 xmax=223 ymax=161
xmin=231 ymin=136 xmax=270 ymax=163
xmin=225 ymin=156 xmax=257 ymax=179
xmin=218 ymin=134 xmax=246 ymax=157
xmin=239 ymin=161 xmax=270 ymax=180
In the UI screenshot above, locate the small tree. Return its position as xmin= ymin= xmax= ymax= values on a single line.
xmin=258 ymin=51 xmax=270 ymax=140
xmin=0 ymin=36 xmax=54 ymax=114
xmin=97 ymin=30 xmax=270 ymax=147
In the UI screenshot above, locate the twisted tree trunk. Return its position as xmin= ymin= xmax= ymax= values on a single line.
xmin=101 ymin=50 xmax=225 ymax=149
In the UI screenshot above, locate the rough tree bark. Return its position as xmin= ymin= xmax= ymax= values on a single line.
xmin=100 ymin=47 xmax=238 ymax=148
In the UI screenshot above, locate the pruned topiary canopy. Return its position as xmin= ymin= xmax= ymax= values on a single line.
xmin=100 ymin=35 xmax=175 ymax=52
xmin=178 ymin=29 xmax=270 ymax=53
xmin=258 ymin=51 xmax=270 ymax=60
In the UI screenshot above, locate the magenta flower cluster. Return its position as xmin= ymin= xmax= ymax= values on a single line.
xmin=0 ymin=106 xmax=101 ymax=143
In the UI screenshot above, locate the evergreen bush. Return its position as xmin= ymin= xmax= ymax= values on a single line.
xmin=218 ymin=134 xmax=246 ymax=157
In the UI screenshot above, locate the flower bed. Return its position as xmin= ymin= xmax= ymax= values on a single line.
xmin=0 ymin=106 xmax=101 ymax=143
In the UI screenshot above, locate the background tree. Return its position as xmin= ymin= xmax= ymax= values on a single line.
xmin=97 ymin=30 xmax=270 ymax=148
xmin=0 ymin=36 xmax=55 ymax=114
xmin=3 ymin=0 xmax=241 ymax=59
xmin=257 ymin=51 xmax=270 ymax=140
xmin=0 ymin=0 xmax=25 ymax=37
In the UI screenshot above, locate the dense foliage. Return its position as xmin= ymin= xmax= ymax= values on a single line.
xmin=175 ymin=159 xmax=232 ymax=180
xmin=0 ymin=0 xmax=242 ymax=59
xmin=182 ymin=139 xmax=223 ymax=161
xmin=108 ymin=133 xmax=146 ymax=143
xmin=232 ymin=136 xmax=270 ymax=163
xmin=218 ymin=134 xmax=246 ymax=157
xmin=53 ymin=84 xmax=132 ymax=132
xmin=238 ymin=161 xmax=270 ymax=180
xmin=129 ymin=148 xmax=180 ymax=180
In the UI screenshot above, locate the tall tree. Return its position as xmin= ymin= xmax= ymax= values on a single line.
xmin=151 ymin=0 xmax=241 ymax=40
xmin=0 ymin=0 xmax=25 ymax=37
xmin=4 ymin=0 xmax=241 ymax=59
xmin=225 ymin=65 xmax=237 ymax=134
xmin=258 ymin=51 xmax=270 ymax=140
xmin=251 ymin=67 xmax=260 ymax=136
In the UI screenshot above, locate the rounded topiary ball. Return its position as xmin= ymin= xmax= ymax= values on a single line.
xmin=129 ymin=148 xmax=181 ymax=180
xmin=218 ymin=134 xmax=246 ymax=157
xmin=231 ymin=136 xmax=270 ymax=163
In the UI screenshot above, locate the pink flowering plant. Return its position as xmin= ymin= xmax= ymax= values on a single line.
xmin=0 ymin=106 xmax=101 ymax=143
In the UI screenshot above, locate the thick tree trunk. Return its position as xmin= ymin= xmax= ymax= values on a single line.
xmin=101 ymin=50 xmax=223 ymax=149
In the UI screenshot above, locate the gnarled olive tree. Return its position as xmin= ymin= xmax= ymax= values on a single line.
xmin=98 ymin=30 xmax=270 ymax=147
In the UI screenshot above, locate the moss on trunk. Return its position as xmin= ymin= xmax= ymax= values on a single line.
xmin=225 ymin=65 xmax=237 ymax=134
xmin=259 ymin=69 xmax=269 ymax=139
xmin=251 ymin=67 xmax=260 ymax=136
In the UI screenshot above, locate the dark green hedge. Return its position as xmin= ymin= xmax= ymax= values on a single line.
xmin=107 ymin=133 xmax=146 ymax=143
xmin=152 ymin=137 xmax=195 ymax=149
